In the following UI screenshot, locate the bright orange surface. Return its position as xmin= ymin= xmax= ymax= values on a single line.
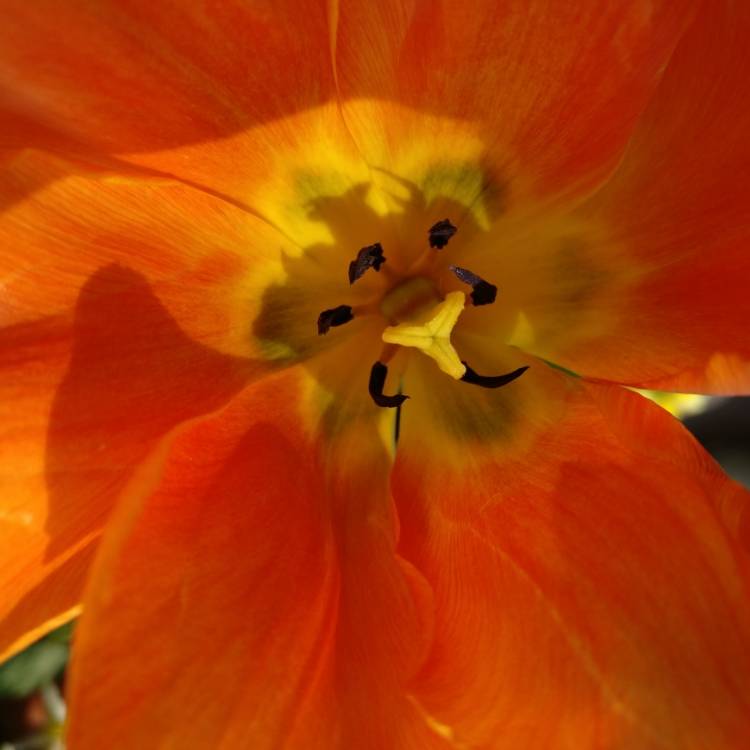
xmin=0 ymin=1 xmax=749 ymax=748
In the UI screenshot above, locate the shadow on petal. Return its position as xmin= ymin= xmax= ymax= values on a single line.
xmin=43 ymin=264 xmax=259 ymax=560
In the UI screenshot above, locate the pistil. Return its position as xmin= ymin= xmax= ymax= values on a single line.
xmin=381 ymin=291 xmax=467 ymax=379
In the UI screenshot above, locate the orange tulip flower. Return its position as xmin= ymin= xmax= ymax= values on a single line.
xmin=2 ymin=1 xmax=750 ymax=747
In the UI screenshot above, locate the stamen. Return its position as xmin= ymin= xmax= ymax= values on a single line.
xmin=317 ymin=305 xmax=354 ymax=335
xmin=461 ymin=362 xmax=529 ymax=388
xmin=369 ymin=361 xmax=409 ymax=408
xmin=428 ymin=219 xmax=458 ymax=249
xmin=449 ymin=265 xmax=498 ymax=306
xmin=349 ymin=242 xmax=386 ymax=284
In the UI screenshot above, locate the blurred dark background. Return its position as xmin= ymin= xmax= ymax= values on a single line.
xmin=685 ymin=398 xmax=750 ymax=488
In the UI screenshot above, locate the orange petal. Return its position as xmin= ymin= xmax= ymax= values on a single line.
xmin=333 ymin=0 xmax=695 ymax=204
xmin=0 ymin=153 xmax=289 ymax=353
xmin=0 ymin=1 xmax=333 ymax=154
xmin=0 ymin=3 xmax=367 ymax=216
xmin=393 ymin=378 xmax=750 ymax=747
xmin=0 ymin=153 xmax=290 ymax=660
xmin=66 ymin=369 xmax=451 ymax=749
xmin=513 ymin=1 xmax=750 ymax=393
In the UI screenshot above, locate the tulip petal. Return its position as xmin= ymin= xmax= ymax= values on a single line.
xmin=393 ymin=376 xmax=750 ymax=748
xmin=332 ymin=0 xmax=695 ymax=204
xmin=0 ymin=1 xmax=376 ymax=224
xmin=489 ymin=1 xmax=750 ymax=393
xmin=66 ymin=370 xmax=453 ymax=750
xmin=0 ymin=153 xmax=290 ymax=659
xmin=0 ymin=1 xmax=333 ymax=154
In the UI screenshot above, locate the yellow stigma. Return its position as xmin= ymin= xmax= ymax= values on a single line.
xmin=382 ymin=291 xmax=467 ymax=379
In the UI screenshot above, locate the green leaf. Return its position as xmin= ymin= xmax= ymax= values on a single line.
xmin=0 ymin=623 xmax=73 ymax=698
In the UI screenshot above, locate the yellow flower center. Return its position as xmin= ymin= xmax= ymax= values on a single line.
xmin=247 ymin=102 xmax=603 ymax=421
xmin=379 ymin=277 xmax=440 ymax=323
xmin=302 ymin=213 xmax=528 ymax=410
